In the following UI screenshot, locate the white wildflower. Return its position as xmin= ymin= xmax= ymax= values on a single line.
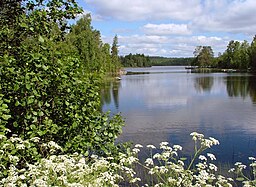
xmin=130 ymin=177 xmax=141 ymax=183
xmin=207 ymin=153 xmax=216 ymax=160
xmin=107 ymin=157 xmax=114 ymax=160
xmin=250 ymin=162 xmax=256 ymax=167
xmin=19 ymin=175 xmax=26 ymax=180
xmin=178 ymin=160 xmax=184 ymax=166
xmin=190 ymin=132 xmax=204 ymax=141
xmin=234 ymin=162 xmax=242 ymax=166
xmin=197 ymin=163 xmax=207 ymax=170
xmin=238 ymin=164 xmax=247 ymax=170
xmin=159 ymin=142 xmax=169 ymax=147
xmin=134 ymin=144 xmax=143 ymax=148
xmin=162 ymin=152 xmax=171 ymax=159
xmin=209 ymin=163 xmax=218 ymax=172
xmin=132 ymin=148 xmax=140 ymax=154
xmin=209 ymin=137 xmax=220 ymax=145
xmin=145 ymin=158 xmax=154 ymax=166
xmin=159 ymin=166 xmax=168 ymax=174
xmin=147 ymin=144 xmax=156 ymax=149
xmin=249 ymin=157 xmax=256 ymax=161
xmin=154 ymin=183 xmax=163 ymax=187
xmin=30 ymin=137 xmax=40 ymax=143
xmin=168 ymin=177 xmax=176 ymax=183
xmin=173 ymin=145 xmax=182 ymax=151
xmin=171 ymin=151 xmax=178 ymax=157
xmin=16 ymin=143 xmax=25 ymax=150
xmin=153 ymin=153 xmax=161 ymax=159
xmin=228 ymin=168 xmax=235 ymax=173
xmin=8 ymin=155 xmax=19 ymax=163
xmin=0 ymin=134 xmax=6 ymax=140
xmin=199 ymin=155 xmax=207 ymax=161
xmin=91 ymin=154 xmax=98 ymax=159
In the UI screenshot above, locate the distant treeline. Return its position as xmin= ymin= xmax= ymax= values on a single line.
xmin=120 ymin=54 xmax=193 ymax=67
xmin=120 ymin=53 xmax=151 ymax=67
xmin=149 ymin=57 xmax=194 ymax=66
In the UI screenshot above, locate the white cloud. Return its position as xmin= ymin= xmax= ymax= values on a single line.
xmin=80 ymin=10 xmax=104 ymax=21
xmin=84 ymin=0 xmax=202 ymax=21
xmin=83 ymin=0 xmax=256 ymax=57
xmin=143 ymin=23 xmax=192 ymax=35
xmin=102 ymin=34 xmax=229 ymax=57
xmin=191 ymin=0 xmax=256 ymax=35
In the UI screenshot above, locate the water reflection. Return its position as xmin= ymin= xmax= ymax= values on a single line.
xmin=101 ymin=67 xmax=256 ymax=164
xmin=101 ymin=79 xmax=121 ymax=110
xmin=225 ymin=75 xmax=256 ymax=104
xmin=194 ymin=76 xmax=214 ymax=92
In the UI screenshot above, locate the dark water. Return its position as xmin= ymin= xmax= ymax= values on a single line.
xmin=102 ymin=66 xmax=256 ymax=164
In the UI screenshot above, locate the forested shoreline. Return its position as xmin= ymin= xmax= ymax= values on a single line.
xmin=121 ymin=37 xmax=256 ymax=71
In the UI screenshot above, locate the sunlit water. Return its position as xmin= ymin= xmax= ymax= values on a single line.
xmin=102 ymin=66 xmax=256 ymax=164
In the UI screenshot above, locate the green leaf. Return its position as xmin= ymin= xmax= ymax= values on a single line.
xmin=20 ymin=22 xmax=27 ymax=28
xmin=26 ymin=84 xmax=31 ymax=90
xmin=13 ymin=122 xmax=18 ymax=127
xmin=38 ymin=111 xmax=44 ymax=117
xmin=236 ymin=177 xmax=245 ymax=182
xmin=95 ymin=136 xmax=100 ymax=141
xmin=15 ymin=101 xmax=20 ymax=106
xmin=38 ymin=35 xmax=44 ymax=43
xmin=2 ymin=114 xmax=11 ymax=120
xmin=84 ymin=151 xmax=89 ymax=156
xmin=180 ymin=157 xmax=187 ymax=161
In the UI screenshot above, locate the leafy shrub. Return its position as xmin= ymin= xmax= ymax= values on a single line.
xmin=0 ymin=0 xmax=124 ymax=158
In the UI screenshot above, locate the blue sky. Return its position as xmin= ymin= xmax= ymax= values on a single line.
xmin=76 ymin=0 xmax=256 ymax=57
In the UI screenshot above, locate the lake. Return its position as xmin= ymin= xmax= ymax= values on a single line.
xmin=101 ymin=66 xmax=256 ymax=164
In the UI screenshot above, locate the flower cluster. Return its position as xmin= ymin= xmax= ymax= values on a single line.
xmin=1 ymin=131 xmax=256 ymax=186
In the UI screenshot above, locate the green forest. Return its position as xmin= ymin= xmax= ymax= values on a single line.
xmin=192 ymin=38 xmax=256 ymax=71
xmin=120 ymin=53 xmax=151 ymax=67
xmin=0 ymin=0 xmax=124 ymax=168
xmin=1 ymin=0 xmax=256 ymax=186
xmin=121 ymin=38 xmax=256 ymax=70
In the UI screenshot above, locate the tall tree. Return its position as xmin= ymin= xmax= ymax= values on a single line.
xmin=217 ymin=40 xmax=250 ymax=69
xmin=192 ymin=46 xmax=214 ymax=67
xmin=111 ymin=35 xmax=120 ymax=72
xmin=250 ymin=36 xmax=256 ymax=71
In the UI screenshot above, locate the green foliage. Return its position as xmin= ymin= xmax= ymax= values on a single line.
xmin=217 ymin=40 xmax=250 ymax=70
xmin=192 ymin=46 xmax=214 ymax=67
xmin=120 ymin=53 xmax=152 ymax=67
xmin=67 ymin=15 xmax=121 ymax=74
xmin=111 ymin=35 xmax=122 ymax=72
xmin=249 ymin=36 xmax=256 ymax=71
xmin=0 ymin=0 xmax=125 ymax=162
xmin=149 ymin=56 xmax=193 ymax=66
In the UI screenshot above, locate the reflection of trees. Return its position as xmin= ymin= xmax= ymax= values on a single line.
xmin=194 ymin=76 xmax=214 ymax=92
xmin=226 ymin=76 xmax=249 ymax=98
xmin=226 ymin=76 xmax=256 ymax=103
xmin=112 ymin=81 xmax=120 ymax=109
xmin=101 ymin=79 xmax=121 ymax=110
xmin=248 ymin=76 xmax=256 ymax=104
xmin=101 ymin=81 xmax=112 ymax=105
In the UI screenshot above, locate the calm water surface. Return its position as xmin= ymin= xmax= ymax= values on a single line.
xmin=102 ymin=66 xmax=256 ymax=164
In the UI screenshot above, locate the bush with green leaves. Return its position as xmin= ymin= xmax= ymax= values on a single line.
xmin=0 ymin=0 xmax=124 ymax=159
xmin=1 ymin=36 xmax=124 ymax=155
